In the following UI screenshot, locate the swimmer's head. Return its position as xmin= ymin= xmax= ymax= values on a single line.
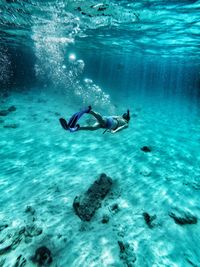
xmin=122 ymin=109 xmax=130 ymax=122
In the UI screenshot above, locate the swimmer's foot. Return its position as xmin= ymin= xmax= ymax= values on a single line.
xmin=59 ymin=118 xmax=68 ymax=130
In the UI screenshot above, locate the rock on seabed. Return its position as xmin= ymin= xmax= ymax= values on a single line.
xmin=73 ymin=173 xmax=113 ymax=221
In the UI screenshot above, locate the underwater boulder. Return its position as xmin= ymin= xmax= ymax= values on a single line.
xmin=118 ymin=241 xmax=136 ymax=266
xmin=141 ymin=146 xmax=152 ymax=153
xmin=110 ymin=203 xmax=119 ymax=212
xmin=102 ymin=215 xmax=109 ymax=224
xmin=73 ymin=173 xmax=113 ymax=221
xmin=169 ymin=210 xmax=197 ymax=225
xmin=31 ymin=246 xmax=52 ymax=266
xmin=143 ymin=212 xmax=157 ymax=228
xmin=25 ymin=205 xmax=36 ymax=216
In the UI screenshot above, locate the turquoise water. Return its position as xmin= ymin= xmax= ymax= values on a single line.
xmin=0 ymin=1 xmax=200 ymax=266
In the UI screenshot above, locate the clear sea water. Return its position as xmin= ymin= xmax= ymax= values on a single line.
xmin=0 ymin=1 xmax=200 ymax=266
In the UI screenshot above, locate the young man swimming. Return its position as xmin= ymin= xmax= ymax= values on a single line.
xmin=79 ymin=108 xmax=130 ymax=133
xmin=59 ymin=106 xmax=130 ymax=133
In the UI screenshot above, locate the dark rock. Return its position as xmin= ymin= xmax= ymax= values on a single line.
xmin=8 ymin=105 xmax=16 ymax=112
xmin=25 ymin=206 xmax=35 ymax=215
xmin=102 ymin=215 xmax=109 ymax=224
xmin=118 ymin=241 xmax=126 ymax=253
xmin=14 ymin=255 xmax=27 ymax=267
xmin=141 ymin=146 xmax=151 ymax=153
xmin=0 ymin=110 xmax=9 ymax=116
xmin=118 ymin=241 xmax=136 ymax=266
xmin=73 ymin=173 xmax=113 ymax=221
xmin=76 ymin=7 xmax=81 ymax=11
xmin=111 ymin=203 xmax=119 ymax=212
xmin=143 ymin=212 xmax=156 ymax=228
xmin=169 ymin=211 xmax=197 ymax=225
xmin=3 ymin=124 xmax=18 ymax=128
xmin=31 ymin=246 xmax=52 ymax=266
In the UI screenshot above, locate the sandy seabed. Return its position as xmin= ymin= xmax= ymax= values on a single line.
xmin=0 ymin=87 xmax=200 ymax=267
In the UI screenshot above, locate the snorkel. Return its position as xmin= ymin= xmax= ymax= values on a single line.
xmin=122 ymin=109 xmax=130 ymax=122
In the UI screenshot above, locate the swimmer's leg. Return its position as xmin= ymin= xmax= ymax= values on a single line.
xmin=89 ymin=110 xmax=106 ymax=125
xmin=78 ymin=122 xmax=101 ymax=131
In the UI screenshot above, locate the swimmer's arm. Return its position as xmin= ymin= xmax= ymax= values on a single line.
xmin=111 ymin=124 xmax=128 ymax=133
xmin=112 ymin=116 xmax=121 ymax=119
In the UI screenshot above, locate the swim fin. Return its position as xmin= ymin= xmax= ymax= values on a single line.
xmin=59 ymin=118 xmax=68 ymax=130
xmin=59 ymin=106 xmax=91 ymax=133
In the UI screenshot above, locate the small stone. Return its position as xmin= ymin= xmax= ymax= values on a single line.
xmin=102 ymin=215 xmax=109 ymax=224
xmin=141 ymin=146 xmax=151 ymax=153
xmin=25 ymin=206 xmax=35 ymax=215
xmin=0 ymin=110 xmax=9 ymax=116
xmin=111 ymin=203 xmax=119 ymax=212
xmin=118 ymin=241 xmax=136 ymax=266
xmin=31 ymin=246 xmax=52 ymax=266
xmin=118 ymin=241 xmax=126 ymax=253
xmin=143 ymin=212 xmax=156 ymax=228
xmin=3 ymin=124 xmax=18 ymax=128
xmin=8 ymin=105 xmax=16 ymax=112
